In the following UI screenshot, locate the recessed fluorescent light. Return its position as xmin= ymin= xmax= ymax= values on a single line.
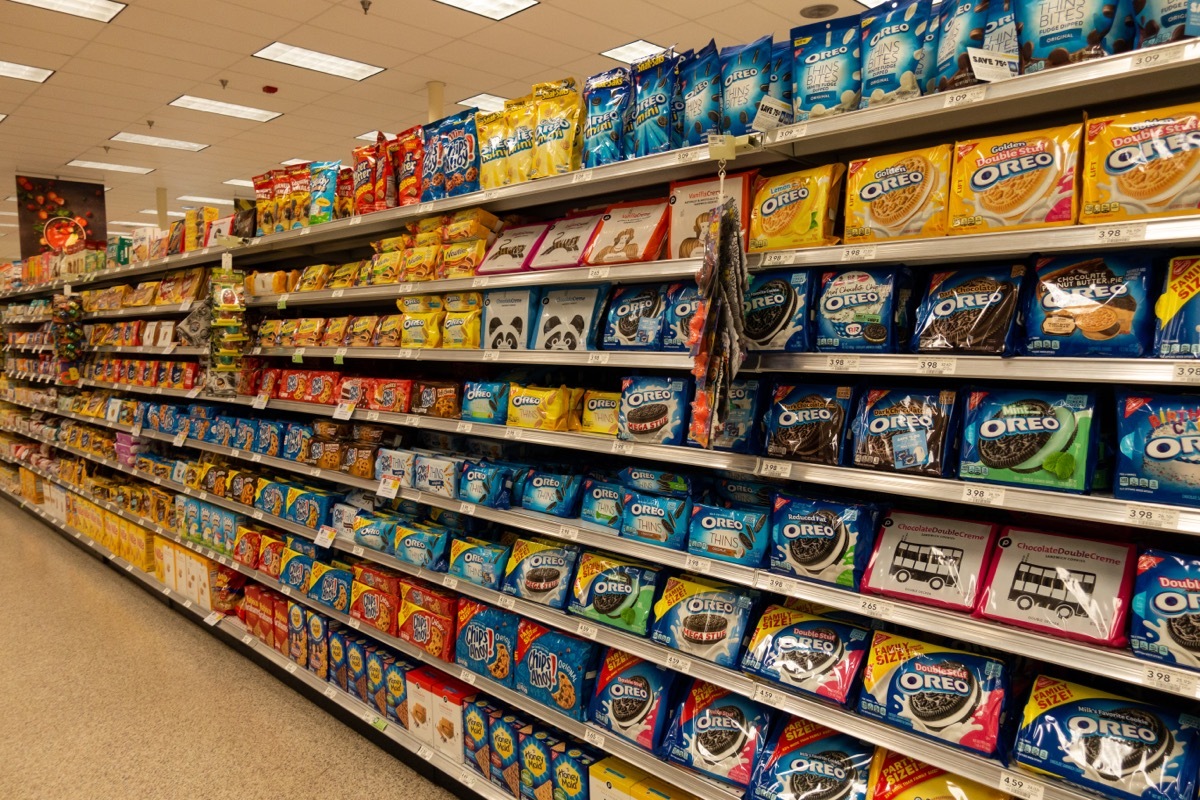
xmin=0 ymin=223 xmax=16 ymax=228
xmin=177 ymin=195 xmax=233 ymax=205
xmin=458 ymin=93 xmax=506 ymax=112
xmin=254 ymin=42 xmax=383 ymax=81
xmin=110 ymin=131 xmax=208 ymax=151
xmin=10 ymin=0 xmax=126 ymax=23
xmin=433 ymin=0 xmax=537 ymax=20
xmin=356 ymin=130 xmax=395 ymax=141
xmin=170 ymin=95 xmax=280 ymax=122
xmin=280 ymin=158 xmax=309 ymax=166
xmin=0 ymin=114 xmax=6 ymax=123
xmin=108 ymin=220 xmax=151 ymax=226
xmin=0 ymin=60 xmax=54 ymax=83
xmin=66 ymin=159 xmax=153 ymax=174
xmin=0 ymin=212 xmax=16 ymax=216
xmin=601 ymin=40 xmax=667 ymax=63
xmin=223 ymin=179 xmax=254 ymax=188
xmin=139 ymin=209 xmax=184 ymax=218
xmin=3 ymin=196 xmax=15 ymax=202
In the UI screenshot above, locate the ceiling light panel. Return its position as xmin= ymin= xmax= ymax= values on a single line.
xmin=223 ymin=179 xmax=254 ymax=188
xmin=0 ymin=212 xmax=16 ymax=216
xmin=280 ymin=158 xmax=310 ymax=166
xmin=139 ymin=209 xmax=184 ymax=217
xmin=111 ymin=131 xmax=208 ymax=151
xmin=600 ymin=40 xmax=668 ymax=63
xmin=0 ymin=60 xmax=54 ymax=83
xmin=433 ymin=0 xmax=537 ymax=20
xmin=10 ymin=0 xmax=125 ymax=22
xmin=170 ymin=95 xmax=280 ymax=122
xmin=254 ymin=42 xmax=384 ymax=81
xmin=108 ymin=220 xmax=150 ymax=226
xmin=66 ymin=160 xmax=153 ymax=174
xmin=458 ymin=93 xmax=506 ymax=112
xmin=177 ymin=196 xmax=234 ymax=205
xmin=357 ymin=130 xmax=395 ymax=141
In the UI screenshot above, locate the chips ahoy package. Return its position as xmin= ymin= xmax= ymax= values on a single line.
xmin=437 ymin=109 xmax=480 ymax=197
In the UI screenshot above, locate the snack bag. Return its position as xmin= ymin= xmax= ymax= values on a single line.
xmin=395 ymin=125 xmax=424 ymax=206
xmin=420 ymin=119 xmax=445 ymax=202
xmin=583 ymin=68 xmax=631 ymax=168
xmin=335 ymin=168 xmax=353 ymax=219
xmin=272 ymin=169 xmax=292 ymax=232
xmin=931 ymin=0 xmax=991 ymax=91
xmin=438 ymin=109 xmax=480 ymax=197
xmin=984 ymin=0 xmax=1020 ymax=56
xmin=632 ymin=49 xmax=678 ymax=158
xmin=678 ymin=41 xmax=722 ymax=147
xmin=351 ymin=144 xmax=377 ymax=215
xmin=532 ymin=78 xmax=583 ymax=179
xmin=287 ymin=164 xmax=311 ymax=229
xmin=307 ymin=161 xmax=338 ymax=225
xmin=1155 ymin=256 xmax=1200 ymax=357
xmin=505 ymin=95 xmax=537 ymax=184
xmin=748 ymin=164 xmax=846 ymax=251
xmin=1017 ymin=0 xmax=1114 ymax=73
xmin=844 ymin=144 xmax=952 ymax=242
xmin=768 ymin=40 xmax=793 ymax=121
xmin=375 ymin=136 xmax=397 ymax=212
xmin=720 ymin=35 xmax=772 ymax=136
xmin=859 ymin=0 xmax=933 ymax=108
xmin=476 ymin=109 xmax=510 ymax=190
xmin=253 ymin=173 xmax=276 ymax=237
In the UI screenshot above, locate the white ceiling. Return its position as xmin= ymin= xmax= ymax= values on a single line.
xmin=0 ymin=0 xmax=865 ymax=260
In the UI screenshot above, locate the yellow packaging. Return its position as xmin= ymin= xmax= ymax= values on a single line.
xmin=476 ymin=108 xmax=510 ymax=190
xmin=532 ymin=79 xmax=582 ymax=179
xmin=580 ymin=390 xmax=619 ymax=436
xmin=748 ymin=164 xmax=846 ymax=252
xmin=258 ymin=319 xmax=282 ymax=347
xmin=949 ymin=123 xmax=1082 ymax=234
xmin=277 ymin=319 xmax=299 ymax=347
xmin=404 ymin=245 xmax=441 ymax=282
xmin=369 ymin=251 xmax=404 ymax=285
xmin=443 ymin=291 xmax=482 ymax=312
xmin=184 ymin=207 xmax=219 ymax=251
xmin=297 ymin=264 xmax=331 ymax=292
xmin=414 ymin=230 xmax=442 ymax=248
xmin=326 ymin=261 xmax=359 ymax=288
xmin=292 ymin=318 xmax=326 ymax=347
xmin=346 ymin=316 xmax=379 ymax=347
xmin=396 ymin=294 xmax=443 ymax=314
xmin=374 ymin=233 xmax=413 ymax=253
xmin=506 ymin=384 xmax=570 ymax=430
xmin=321 ymin=317 xmax=350 ymax=347
xmin=443 ymin=218 xmax=495 ymax=244
xmin=505 ymin=95 xmax=537 ymax=184
xmin=865 ymin=749 xmax=1006 ymax=800
xmin=401 ymin=310 xmax=445 ymax=349
xmin=415 ymin=215 xmax=447 ymax=234
xmin=373 ymin=314 xmax=404 ymax=346
xmin=439 ymin=240 xmax=487 ymax=279
xmin=845 ymin=144 xmax=952 ymax=242
xmin=566 ymin=386 xmax=584 ymax=432
xmin=442 ymin=309 xmax=481 ymax=349
xmin=451 ymin=208 xmax=501 ymax=231
xmin=1081 ymin=103 xmax=1200 ymax=224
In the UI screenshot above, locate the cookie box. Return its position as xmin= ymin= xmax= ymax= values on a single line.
xmin=448 ymin=536 xmax=511 ymax=590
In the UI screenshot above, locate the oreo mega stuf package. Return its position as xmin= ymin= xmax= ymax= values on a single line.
xmin=602 ymin=284 xmax=666 ymax=349
xmin=749 ymin=717 xmax=874 ymax=800
xmin=816 ymin=268 xmax=912 ymax=353
xmin=588 ymin=647 xmax=679 ymax=753
xmin=960 ymin=388 xmax=1098 ymax=493
xmin=741 ymin=604 xmax=871 ymax=706
xmin=770 ymin=494 xmax=883 ymax=590
xmin=501 ymin=537 xmax=581 ymax=610
xmin=859 ymin=0 xmax=933 ymax=109
xmin=859 ymin=631 xmax=1009 ymax=757
xmin=619 ymin=376 xmax=689 ymax=445
xmin=664 ymin=679 xmax=772 ymax=788
xmin=1014 ymin=675 xmax=1200 ymax=800
xmin=1115 ymin=392 xmax=1200 ymax=507
xmin=765 ymin=383 xmax=855 ymax=466
xmin=651 ymin=575 xmax=756 ymax=668
xmin=1025 ymin=253 xmax=1155 ymax=357
xmin=483 ymin=289 xmax=538 ymax=350
xmin=1132 ymin=549 xmax=1200 ymax=672
xmin=851 ymin=388 xmax=959 ymax=477
xmin=912 ymin=264 xmax=1027 ymax=355
xmin=744 ymin=270 xmax=813 ymax=352
xmin=568 ymin=552 xmax=661 ymax=636
xmin=533 ymin=284 xmax=608 ymax=351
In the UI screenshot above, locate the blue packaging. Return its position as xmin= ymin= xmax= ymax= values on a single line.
xmin=670 ymin=48 xmax=689 ymax=151
xmin=583 ymin=68 xmax=630 ymax=168
xmin=282 ymin=423 xmax=313 ymax=461
xmin=764 ymin=383 xmax=855 ymax=466
xmin=1025 ymin=253 xmax=1155 ymax=358
xmin=816 ymin=267 xmax=912 ymax=353
xmin=915 ymin=8 xmax=940 ymax=94
xmin=1132 ymin=549 xmax=1200 ymax=672
xmin=449 ymin=536 xmax=511 ymax=589
xmin=233 ymin=419 xmax=256 ymax=450
xmin=1017 ymin=0 xmax=1114 ymax=73
xmin=618 ymin=376 xmax=689 ymax=446
xmin=714 ymin=476 xmax=774 ymax=508
xmin=741 ymin=604 xmax=871 ymax=706
xmin=568 ymin=552 xmax=661 ymax=636
xmin=1138 ymin=0 xmax=1191 ymax=45
xmin=651 ymin=575 xmax=756 ymax=669
xmin=662 ymin=282 xmax=703 ymax=352
xmin=631 ymin=49 xmax=678 ymax=158
xmin=720 ymin=35 xmax=772 ymax=137
xmin=352 ymin=513 xmax=396 ymax=552
xmin=710 ymin=379 xmax=763 ymax=454
xmin=621 ymin=491 xmax=689 ymax=550
xmin=984 ymin=0 xmax=1019 ymax=56
xmin=501 ymin=537 xmax=580 ymax=609
xmin=390 ymin=524 xmax=449 ymax=571
xmin=514 ymin=620 xmax=599 ymax=721
xmin=680 ymin=40 xmax=722 ymax=146
xmin=520 ymin=470 xmax=582 ymax=518
xmin=744 ymin=269 xmax=813 ymax=352
xmin=456 ymin=601 xmax=518 ymax=688
xmin=437 ymin=109 xmax=480 ymax=197
xmin=420 ymin=119 xmax=445 ymax=202
xmin=617 ymin=466 xmax=691 ymax=498
xmin=768 ymin=40 xmax=793 ymax=114
xmin=687 ymin=502 xmax=768 ymax=566
xmin=602 ymin=284 xmax=666 ymax=349
xmin=589 ymin=647 xmax=679 ymax=752
xmin=911 ymin=264 xmax=1028 ymax=355
xmin=664 ymin=678 xmax=772 ymax=788
xmin=859 ymin=0 xmax=933 ymax=108
xmin=931 ymin=0 xmax=990 ymax=91
xmin=458 ymin=461 xmax=513 ymax=509
xmin=462 ymin=381 xmax=510 ymax=424
xmin=579 ymin=478 xmax=624 ymax=529
xmin=748 ymin=717 xmax=874 ymax=800
xmin=792 ymin=18 xmax=863 ymax=121
xmin=769 ymin=493 xmax=881 ymax=589
xmin=1115 ymin=392 xmax=1200 ymax=506
xmin=850 ymin=388 xmax=959 ymax=477
xmin=253 ymin=420 xmax=284 ymax=456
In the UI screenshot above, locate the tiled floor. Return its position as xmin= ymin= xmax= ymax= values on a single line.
xmin=0 ymin=498 xmax=459 ymax=800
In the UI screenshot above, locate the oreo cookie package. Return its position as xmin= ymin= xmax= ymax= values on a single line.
xmin=720 ymin=35 xmax=772 ymax=137
xmin=764 ymin=383 xmax=855 ymax=466
xmin=741 ymin=604 xmax=871 ymax=706
xmin=748 ymin=717 xmax=874 ymax=800
xmin=1115 ymin=392 xmax=1200 ymax=507
xmin=568 ymin=552 xmax=660 ymax=636
xmin=816 ymin=268 xmax=912 ymax=352
xmin=1017 ymin=0 xmax=1114 ymax=73
xmin=859 ymin=631 xmax=1009 ymax=757
xmin=588 ymin=647 xmax=679 ymax=753
xmin=850 ymin=388 xmax=959 ymax=477
xmin=602 ymin=284 xmax=666 ymax=349
xmin=501 ymin=537 xmax=581 ymax=610
xmin=1132 ymin=549 xmax=1200 ymax=672
xmin=662 ymin=282 xmax=705 ymax=352
xmin=579 ymin=478 xmax=623 ymax=529
xmin=650 ymin=575 xmax=756 ymax=668
xmin=620 ymin=490 xmax=689 ymax=550
xmin=770 ymin=494 xmax=882 ymax=590
xmin=696 ymin=378 xmax=763 ymax=454
xmin=911 ymin=264 xmax=1027 ymax=354
xmin=618 ymin=376 xmax=689 ymax=446
xmin=960 ymin=387 xmax=1098 ymax=493
xmin=859 ymin=0 xmax=934 ymax=108
xmin=1154 ymin=257 xmax=1200 ymax=358
xmin=664 ymin=679 xmax=773 ymax=788
xmin=1014 ymin=675 xmax=1200 ymax=800
xmin=687 ymin=502 xmax=769 ymax=567
xmin=790 ymin=18 xmax=863 ymax=121
xmin=744 ymin=270 xmax=813 ymax=352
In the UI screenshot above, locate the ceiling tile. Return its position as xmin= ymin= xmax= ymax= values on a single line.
xmin=89 ymin=27 xmax=248 ymax=70
xmin=359 ymin=0 xmax=497 ymax=38
xmin=567 ymin=0 xmax=687 ymax=36
xmin=462 ymin=25 xmax=590 ymax=67
xmin=695 ymin=6 xmax=794 ymax=43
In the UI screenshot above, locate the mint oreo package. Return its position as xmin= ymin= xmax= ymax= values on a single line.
xmin=1115 ymin=392 xmax=1200 ymax=507
xmin=764 ymin=383 xmax=855 ymax=466
xmin=620 ymin=490 xmax=690 ymax=550
xmin=744 ymin=269 xmax=813 ymax=352
xmin=568 ymin=552 xmax=661 ymax=636
xmin=911 ymin=264 xmax=1027 ymax=355
xmin=580 ymin=478 xmax=624 ymax=529
xmin=1132 ymin=549 xmax=1200 ymax=672
xmin=850 ymin=388 xmax=959 ymax=477
xmin=960 ymin=387 xmax=1097 ymax=493
xmin=816 ymin=267 xmax=912 ymax=353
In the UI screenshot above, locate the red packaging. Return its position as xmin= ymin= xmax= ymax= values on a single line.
xmin=271 ymin=169 xmax=292 ymax=231
xmin=137 ymin=360 xmax=155 ymax=386
xmin=258 ymin=534 xmax=285 ymax=579
xmin=366 ymin=378 xmax=413 ymax=412
xmin=153 ymin=361 xmax=169 ymax=387
xmin=337 ymin=376 xmax=371 ymax=406
xmin=398 ymin=603 xmax=455 ymax=662
xmin=350 ymin=581 xmax=399 ymax=636
xmin=400 ymin=576 xmax=458 ymax=618
xmin=396 ymin=126 xmax=424 ymax=206
xmin=257 ymin=368 xmax=281 ymax=398
xmin=373 ymin=134 xmax=395 ymax=212
xmin=277 ymin=370 xmax=309 ymax=402
xmin=335 ymin=168 xmax=354 ymax=220
xmin=303 ymin=371 xmax=339 ymax=405
xmin=353 ymin=564 xmax=403 ymax=597
xmin=272 ymin=595 xmax=289 ymax=656
xmin=352 ymin=144 xmax=377 ymax=215
xmin=179 ymin=362 xmax=198 ymax=390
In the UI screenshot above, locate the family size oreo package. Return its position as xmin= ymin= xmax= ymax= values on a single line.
xmin=1115 ymin=392 xmax=1200 ymax=507
xmin=816 ymin=268 xmax=912 ymax=353
xmin=679 ymin=39 xmax=722 ymax=147
xmin=687 ymin=502 xmax=769 ymax=567
xmin=862 ymin=510 xmax=999 ymax=612
xmin=744 ymin=270 xmax=813 ymax=352
xmin=619 ymin=376 xmax=689 ymax=446
xmin=1155 ymin=257 xmax=1200 ymax=358
xmin=742 ymin=604 xmax=871 ymax=706
xmin=1014 ymin=675 xmax=1200 ymax=800
xmin=720 ymin=35 xmax=772 ymax=137
xmin=770 ymin=494 xmax=882 ymax=590
xmin=749 ymin=717 xmax=874 ymax=800
xmin=859 ymin=631 xmax=1009 ymax=757
xmin=1132 ymin=549 xmax=1200 ymax=672
xmin=568 ymin=552 xmax=660 ymax=636
xmin=976 ymin=527 xmax=1136 ymax=646
xmin=912 ymin=264 xmax=1027 ymax=355
xmin=602 ymin=284 xmax=666 ymax=349
xmin=1025 ymin=253 xmax=1155 ymax=357
xmin=582 ymin=68 xmax=630 ymax=169
xmin=651 ymin=575 xmax=756 ymax=668
xmin=764 ymin=383 xmax=855 ymax=466
xmin=483 ymin=288 xmax=538 ymax=350
xmin=664 ymin=679 xmax=773 ymax=788
xmin=588 ymin=647 xmax=679 ymax=753
xmin=851 ymin=388 xmax=959 ymax=477
xmin=533 ymin=284 xmax=608 ymax=351
xmin=791 ymin=18 xmax=862 ymax=122
xmin=501 ymin=537 xmax=581 ymax=610
xmin=859 ymin=0 xmax=933 ymax=108
xmin=865 ymin=749 xmax=1007 ymax=800
xmin=960 ymin=388 xmax=1097 ymax=493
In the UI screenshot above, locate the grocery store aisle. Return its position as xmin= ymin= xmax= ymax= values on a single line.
xmin=0 ymin=499 xmax=459 ymax=800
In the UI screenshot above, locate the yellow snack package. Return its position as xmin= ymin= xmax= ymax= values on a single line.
xmin=532 ymin=78 xmax=583 ymax=179
xmin=277 ymin=319 xmax=299 ymax=347
xmin=580 ymin=390 xmax=620 ymax=436
xmin=373 ymin=233 xmax=413 ymax=253
xmin=396 ymin=294 xmax=443 ymax=314
xmin=1081 ymin=103 xmax=1200 ymax=224
xmin=477 ymin=108 xmax=510 ymax=190
xmin=414 ymin=230 xmax=442 ymax=248
xmin=439 ymin=240 xmax=488 ymax=279
xmin=865 ymin=749 xmax=1006 ymax=800
xmin=566 ymin=386 xmax=584 ymax=431
xmin=443 ymin=291 xmax=482 ymax=312
xmin=293 ymin=318 xmax=326 ymax=347
xmin=505 ymin=95 xmax=537 ymax=184
xmin=373 ymin=314 xmax=404 ymax=346
xmin=844 ymin=144 xmax=952 ymax=242
xmin=401 ymin=310 xmax=445 ymax=349
xmin=748 ymin=165 xmax=846 ymax=252
xmin=369 ymin=251 xmax=404 ymax=285
xmin=506 ymin=384 xmax=571 ymax=430
xmin=321 ymin=317 xmax=351 ymax=347
xmin=442 ymin=309 xmax=482 ymax=349
xmin=326 ymin=261 xmax=359 ymax=288
xmin=949 ymin=122 xmax=1081 ymax=234
xmin=257 ymin=320 xmax=282 ymax=347
xmin=297 ymin=264 xmax=331 ymax=292
xmin=403 ymin=245 xmax=442 ymax=282
xmin=451 ymin=208 xmax=501 ymax=231
xmin=346 ymin=316 xmax=380 ymax=347
xmin=443 ymin=218 xmax=495 ymax=244
xmin=416 ymin=216 xmax=447 ymax=234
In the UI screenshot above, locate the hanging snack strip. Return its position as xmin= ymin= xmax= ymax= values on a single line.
xmin=52 ymin=292 xmax=84 ymax=387
xmin=209 ymin=267 xmax=247 ymax=396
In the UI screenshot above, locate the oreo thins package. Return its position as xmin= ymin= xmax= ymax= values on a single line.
xmin=960 ymin=388 xmax=1097 ymax=493
xmin=1014 ymin=675 xmax=1200 ymax=800
xmin=687 ymin=502 xmax=769 ymax=567
xmin=501 ymin=537 xmax=581 ymax=610
xmin=650 ymin=575 xmax=755 ymax=668
xmin=533 ymin=285 xmax=608 ymax=351
xmin=816 ymin=268 xmax=911 ymax=353
xmin=791 ymin=18 xmax=863 ymax=121
xmin=1017 ymin=0 xmax=1113 ymax=73
xmin=977 ymin=528 xmax=1135 ymax=646
xmin=741 ymin=604 xmax=870 ymax=706
xmin=748 ymin=717 xmax=874 ymax=800
xmin=770 ymin=494 xmax=881 ymax=590
xmin=912 ymin=264 xmax=1027 ymax=354
xmin=1132 ymin=549 xmax=1200 ymax=671
xmin=851 ymin=388 xmax=958 ymax=477
xmin=1155 ymin=257 xmax=1200 ymax=358
xmin=664 ymin=679 xmax=772 ymax=788
xmin=1115 ymin=392 xmax=1200 ymax=507
xmin=859 ymin=0 xmax=933 ymax=109
xmin=588 ymin=647 xmax=678 ymax=752
xmin=602 ymin=284 xmax=666 ymax=349
xmin=568 ymin=552 xmax=660 ymax=636
xmin=580 ymin=478 xmax=623 ymax=529
xmin=859 ymin=631 xmax=1009 ymax=757
xmin=744 ymin=270 xmax=813 ymax=352
xmin=765 ymin=383 xmax=855 ymax=466
xmin=720 ymin=35 xmax=772 ymax=137
xmin=619 ymin=377 xmax=689 ymax=445
xmin=483 ymin=289 xmax=538 ymax=350
xmin=621 ymin=490 xmax=689 ymax=550
xmin=1025 ymin=253 xmax=1155 ymax=357
xmin=862 ymin=510 xmax=999 ymax=612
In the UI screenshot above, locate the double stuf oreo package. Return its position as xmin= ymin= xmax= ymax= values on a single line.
xmin=747 ymin=716 xmax=874 ymax=800
xmin=764 ymin=383 xmax=855 ymax=465
xmin=743 ymin=270 xmax=813 ymax=352
xmin=850 ymin=388 xmax=958 ymax=477
xmin=741 ymin=604 xmax=871 ymax=706
xmin=1131 ymin=549 xmax=1200 ymax=673
xmin=911 ymin=264 xmax=1027 ymax=355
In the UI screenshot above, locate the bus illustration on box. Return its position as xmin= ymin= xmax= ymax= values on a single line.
xmin=1007 ymin=558 xmax=1095 ymax=620
xmin=887 ymin=538 xmax=964 ymax=591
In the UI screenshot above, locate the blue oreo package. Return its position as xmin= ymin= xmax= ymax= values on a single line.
xmin=621 ymin=490 xmax=690 ymax=550
xmin=1115 ymin=391 xmax=1200 ymax=507
xmin=931 ymin=0 xmax=991 ymax=91
xmin=448 ymin=536 xmax=511 ymax=589
xmin=670 ymin=48 xmax=690 ymax=151
xmin=748 ymin=717 xmax=874 ymax=800
xmin=617 ymin=466 xmax=691 ymax=498
xmin=501 ymin=537 xmax=581 ymax=609
xmin=915 ymin=9 xmax=940 ymax=94
xmin=438 ymin=109 xmax=480 ymax=197
xmin=792 ymin=18 xmax=863 ymax=121
xmin=521 ymin=470 xmax=583 ymax=518
xmin=816 ymin=267 xmax=913 ymax=353
xmin=720 ymin=35 xmax=773 ymax=136
xmin=744 ymin=269 xmax=813 ymax=352
xmin=458 ymin=461 xmax=514 ymax=509
xmin=618 ymin=376 xmax=689 ymax=445
xmin=984 ymin=0 xmax=1019 ymax=56
xmin=391 ymin=524 xmax=449 ymax=571
xmin=602 ymin=284 xmax=666 ymax=349
xmin=662 ymin=282 xmax=703 ymax=352
xmin=679 ymin=40 xmax=722 ymax=147
xmin=850 ymin=388 xmax=959 ymax=477
xmin=583 ymin=68 xmax=631 ymax=168
xmin=462 ymin=381 xmax=510 ymax=424
xmin=1132 ymin=549 xmax=1200 ymax=672
xmin=651 ymin=575 xmax=757 ymax=669
xmin=911 ymin=264 xmax=1028 ymax=355
xmin=707 ymin=378 xmax=764 ymax=454
xmin=769 ymin=493 xmax=882 ymax=590
xmin=714 ymin=476 xmax=775 ymax=508
xmin=664 ymin=678 xmax=772 ymax=788
xmin=420 ymin=119 xmax=445 ymax=202
xmin=589 ymin=647 xmax=679 ymax=753
xmin=632 ymin=49 xmax=678 ymax=158
xmin=859 ymin=0 xmax=933 ymax=108
xmin=764 ymin=383 xmax=856 ymax=466
xmin=1017 ymin=0 xmax=1114 ymax=73
xmin=768 ymin=40 xmax=793 ymax=113
xmin=687 ymin=502 xmax=769 ymax=567
xmin=580 ymin=478 xmax=624 ymax=529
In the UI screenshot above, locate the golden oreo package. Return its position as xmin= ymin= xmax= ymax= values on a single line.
xmin=476 ymin=109 xmax=510 ymax=190
xmin=532 ymin=78 xmax=583 ymax=179
xmin=443 ymin=292 xmax=482 ymax=312
xmin=748 ymin=165 xmax=846 ymax=252
xmin=506 ymin=384 xmax=571 ymax=430
xmin=949 ymin=123 xmax=1081 ymax=234
xmin=505 ymin=95 xmax=537 ymax=184
xmin=442 ymin=309 xmax=481 ymax=349
xmin=396 ymin=294 xmax=443 ymax=314
xmin=400 ymin=310 xmax=445 ymax=349
xmin=1081 ymin=103 xmax=1200 ymax=224
xmin=580 ymin=390 xmax=620 ymax=435
xmin=845 ymin=144 xmax=951 ymax=242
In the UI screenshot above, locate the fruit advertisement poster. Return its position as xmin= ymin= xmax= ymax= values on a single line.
xmin=13 ymin=175 xmax=107 ymax=259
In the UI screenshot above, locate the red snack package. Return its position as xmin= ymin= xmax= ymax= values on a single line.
xmin=335 ymin=168 xmax=354 ymax=220
xmin=351 ymin=581 xmax=399 ymax=636
xmin=373 ymin=134 xmax=395 ymax=212
xmin=278 ymin=370 xmax=309 ymax=402
xmin=304 ymin=371 xmax=340 ymax=405
xmin=396 ymin=126 xmax=424 ymax=207
xmin=257 ymin=368 xmax=281 ymax=398
xmin=337 ymin=376 xmax=371 ymax=406
xmin=271 ymin=168 xmax=292 ymax=231
xmin=352 ymin=144 xmax=377 ymax=215
xmin=366 ymin=378 xmax=412 ymax=412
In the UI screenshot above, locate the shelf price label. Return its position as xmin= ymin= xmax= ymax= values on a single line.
xmin=1132 ymin=46 xmax=1183 ymax=69
xmin=482 ymin=350 xmax=499 ymax=362
xmin=759 ymin=460 xmax=793 ymax=479
xmin=314 ymin=525 xmax=338 ymax=548
xmin=760 ymin=251 xmax=797 ymax=266
xmin=961 ymin=484 xmax=1005 ymax=506
xmin=943 ymin=85 xmax=987 ymax=107
xmin=332 ymin=401 xmax=355 ymax=420
xmin=664 ymin=653 xmax=692 ymax=674
xmin=471 ymin=276 xmax=489 ymax=288
xmin=242 ymin=633 xmax=255 ymax=645
xmin=291 ymin=348 xmax=306 ymax=364
xmin=459 ymin=502 xmax=477 ymax=515
xmin=556 ymin=525 xmax=579 ymax=540
xmin=611 ymin=441 xmax=634 ymax=456
xmin=285 ymin=662 xmax=298 ymax=674
xmin=334 ymin=347 xmax=347 ymax=365
xmin=772 ymin=123 xmax=807 ymax=143
xmin=753 ymin=684 xmax=787 ymax=705
xmin=576 ymin=621 xmax=599 ymax=638
xmin=457 ymin=768 xmax=477 ymax=789
xmin=323 ymin=686 xmax=338 ymax=699
xmin=1094 ymin=222 xmax=1146 ymax=244
xmin=442 ymin=575 xmax=459 ymax=590
xmin=998 ymin=771 xmax=1044 ymax=800
xmin=683 ymin=555 xmax=712 ymax=574
xmin=497 ymin=595 xmax=517 ymax=611
xmin=459 ymin=668 xmax=477 ymax=686
xmin=571 ymin=169 xmax=594 ymax=184
xmin=348 ymin=618 xmax=361 ymax=630
xmin=587 ymin=266 xmax=610 ymax=279
xmin=504 ymin=428 xmax=523 ymax=440
xmin=858 ymin=597 xmax=894 ymax=619
xmin=583 ymin=729 xmax=606 ymax=748
xmin=377 ymin=475 xmax=401 ymax=499
xmin=204 ymin=611 xmax=224 ymax=626
xmin=277 ymin=294 xmax=289 ymax=310
xmin=456 ymin=421 xmax=473 ymax=434
xmin=1142 ymin=665 xmax=1199 ymax=697
xmin=1174 ymin=362 xmax=1200 ymax=383
xmin=172 ymin=432 xmax=187 ymax=447
xmin=840 ymin=244 xmax=877 ymax=261
xmin=252 ymin=393 xmax=270 ymax=409
xmin=365 ymin=411 xmax=380 ymax=421
xmin=417 ymin=745 xmax=434 ymax=761
xmin=916 ymin=357 xmax=957 ymax=375
xmin=586 ymin=352 xmax=610 ymax=365
xmin=824 ymin=354 xmax=860 ymax=372
xmin=1124 ymin=503 xmax=1180 ymax=529
xmin=756 ymin=572 xmax=792 ymax=593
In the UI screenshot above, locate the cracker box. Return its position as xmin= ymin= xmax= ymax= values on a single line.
xmin=620 ymin=490 xmax=689 ymax=550
xmin=741 ymin=604 xmax=870 ymax=706
xmin=306 ymin=612 xmax=329 ymax=680
xmin=663 ymin=679 xmax=771 ymax=788
xmin=568 ymin=552 xmax=661 ymax=636
xmin=364 ymin=649 xmax=393 ymax=718
xmin=346 ymin=637 xmax=375 ymax=703
xmin=501 ymin=537 xmax=580 ymax=610
xmin=845 ymin=144 xmax=952 ymax=242
xmin=456 ymin=599 xmax=518 ymax=687
xmin=448 ymin=537 xmax=510 ymax=589
xmin=748 ymin=165 xmax=845 ymax=252
xmin=686 ymin=502 xmax=768 ymax=567
xmin=329 ymin=627 xmax=349 ymax=691
xmin=590 ymin=759 xmax=650 ymax=800
xmin=383 ymin=658 xmax=413 ymax=727
xmin=588 ymin=647 xmax=679 ymax=752
xmin=519 ymin=727 xmax=564 ymax=800
xmin=287 ymin=601 xmax=308 ymax=666
xmin=553 ymin=745 xmax=598 ymax=800
xmin=748 ymin=717 xmax=874 ymax=800
xmin=430 ymin=675 xmax=475 ymax=762
xmin=279 ymin=548 xmax=314 ymax=593
xmin=514 ymin=619 xmax=599 ymax=721
xmin=490 ymin=710 xmax=532 ymax=798
xmin=464 ymin=697 xmax=498 ymax=778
